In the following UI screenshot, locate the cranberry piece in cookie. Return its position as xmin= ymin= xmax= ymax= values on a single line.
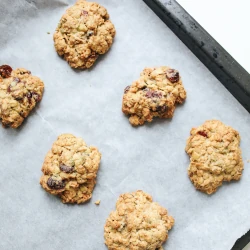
xmin=166 ymin=68 xmax=180 ymax=83
xmin=0 ymin=65 xmax=12 ymax=78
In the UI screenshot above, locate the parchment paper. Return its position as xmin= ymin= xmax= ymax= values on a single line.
xmin=0 ymin=1 xmax=250 ymax=249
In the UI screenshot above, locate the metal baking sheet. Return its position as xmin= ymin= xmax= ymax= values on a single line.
xmin=142 ymin=1 xmax=250 ymax=248
xmin=143 ymin=0 xmax=250 ymax=115
xmin=0 ymin=0 xmax=250 ymax=250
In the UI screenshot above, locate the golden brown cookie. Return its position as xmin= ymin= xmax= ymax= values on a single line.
xmin=40 ymin=134 xmax=101 ymax=204
xmin=0 ymin=65 xmax=44 ymax=128
xmin=54 ymin=0 xmax=116 ymax=69
xmin=185 ymin=120 xmax=244 ymax=194
xmin=104 ymin=190 xmax=174 ymax=250
xmin=122 ymin=66 xmax=186 ymax=126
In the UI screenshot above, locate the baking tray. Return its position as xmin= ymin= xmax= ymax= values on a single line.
xmin=143 ymin=0 xmax=250 ymax=249
xmin=1 ymin=0 xmax=250 ymax=250
xmin=143 ymin=0 xmax=250 ymax=114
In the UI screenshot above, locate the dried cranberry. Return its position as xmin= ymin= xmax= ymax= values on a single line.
xmin=90 ymin=52 xmax=98 ymax=59
xmin=26 ymin=92 xmax=32 ymax=99
xmin=47 ymin=177 xmax=65 ymax=190
xmin=82 ymin=10 xmax=88 ymax=16
xmin=0 ymin=65 xmax=12 ymax=78
xmin=166 ymin=69 xmax=179 ymax=83
xmin=145 ymin=90 xmax=162 ymax=98
xmin=156 ymin=105 xmax=168 ymax=113
xmin=7 ymin=85 xmax=11 ymax=93
xmin=60 ymin=164 xmax=74 ymax=173
xmin=32 ymin=92 xmax=41 ymax=102
xmin=197 ymin=131 xmax=208 ymax=137
xmin=124 ymin=85 xmax=130 ymax=93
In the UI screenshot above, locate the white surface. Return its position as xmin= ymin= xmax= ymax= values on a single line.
xmin=177 ymin=0 xmax=250 ymax=73
xmin=1 ymin=0 xmax=250 ymax=250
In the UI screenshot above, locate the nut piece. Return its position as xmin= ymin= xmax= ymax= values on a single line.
xmin=104 ymin=190 xmax=174 ymax=250
xmin=53 ymin=0 xmax=116 ymax=69
xmin=122 ymin=66 xmax=186 ymax=126
xmin=185 ymin=120 xmax=244 ymax=194
xmin=40 ymin=134 xmax=101 ymax=204
xmin=0 ymin=67 xmax=44 ymax=128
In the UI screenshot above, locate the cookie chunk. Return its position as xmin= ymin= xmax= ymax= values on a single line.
xmin=40 ymin=134 xmax=101 ymax=204
xmin=0 ymin=65 xmax=44 ymax=128
xmin=185 ymin=120 xmax=244 ymax=194
xmin=122 ymin=67 xmax=186 ymax=126
xmin=54 ymin=0 xmax=116 ymax=69
xmin=104 ymin=190 xmax=174 ymax=250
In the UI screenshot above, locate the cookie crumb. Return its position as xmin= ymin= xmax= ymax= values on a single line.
xmin=95 ymin=200 xmax=101 ymax=205
xmin=47 ymin=32 xmax=50 ymax=34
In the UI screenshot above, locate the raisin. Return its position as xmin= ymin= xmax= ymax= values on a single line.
xmin=0 ymin=65 xmax=12 ymax=78
xmin=7 ymin=85 xmax=11 ymax=93
xmin=145 ymin=90 xmax=162 ymax=98
xmin=47 ymin=177 xmax=65 ymax=190
xmin=60 ymin=164 xmax=74 ymax=173
xmin=166 ymin=69 xmax=179 ymax=83
xmin=156 ymin=105 xmax=168 ymax=113
xmin=124 ymin=85 xmax=130 ymax=93
xmin=82 ymin=10 xmax=88 ymax=16
xmin=197 ymin=131 xmax=208 ymax=137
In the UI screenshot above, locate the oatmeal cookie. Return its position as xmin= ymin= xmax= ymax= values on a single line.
xmin=122 ymin=66 xmax=186 ymax=126
xmin=185 ymin=120 xmax=244 ymax=194
xmin=104 ymin=190 xmax=174 ymax=250
xmin=0 ymin=65 xmax=44 ymax=128
xmin=54 ymin=0 xmax=116 ymax=69
xmin=40 ymin=134 xmax=101 ymax=204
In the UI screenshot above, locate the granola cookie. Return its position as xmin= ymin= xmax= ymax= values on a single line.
xmin=185 ymin=120 xmax=244 ymax=194
xmin=104 ymin=190 xmax=174 ymax=250
xmin=0 ymin=65 xmax=44 ymax=128
xmin=40 ymin=134 xmax=101 ymax=204
xmin=122 ymin=66 xmax=186 ymax=126
xmin=54 ymin=0 xmax=116 ymax=69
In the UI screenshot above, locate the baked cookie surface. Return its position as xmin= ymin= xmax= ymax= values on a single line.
xmin=0 ymin=65 xmax=44 ymax=128
xmin=104 ymin=190 xmax=174 ymax=250
xmin=185 ymin=120 xmax=244 ymax=194
xmin=54 ymin=0 xmax=116 ymax=69
xmin=122 ymin=66 xmax=186 ymax=126
xmin=40 ymin=134 xmax=101 ymax=204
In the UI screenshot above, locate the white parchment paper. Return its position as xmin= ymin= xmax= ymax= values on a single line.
xmin=0 ymin=1 xmax=250 ymax=249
